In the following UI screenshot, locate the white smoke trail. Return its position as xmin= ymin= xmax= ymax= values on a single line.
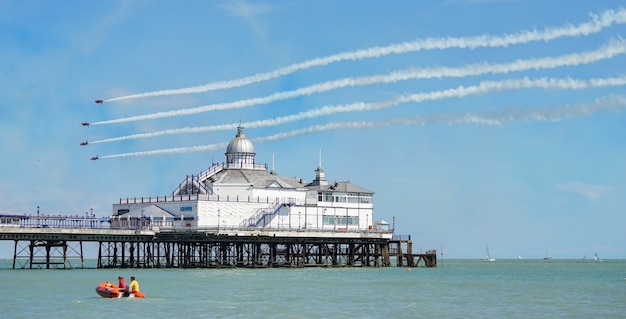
xmin=99 ymin=95 xmax=626 ymax=159
xmin=91 ymin=76 xmax=626 ymax=144
xmin=252 ymin=95 xmax=626 ymax=143
xmin=100 ymin=142 xmax=231 ymax=159
xmin=92 ymin=40 xmax=626 ymax=125
xmin=105 ymin=8 xmax=626 ymax=102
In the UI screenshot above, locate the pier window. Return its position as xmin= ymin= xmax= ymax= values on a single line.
xmin=324 ymin=192 xmax=333 ymax=202
xmin=0 ymin=216 xmax=20 ymax=227
xmin=322 ymin=215 xmax=333 ymax=225
xmin=323 ymin=215 xmax=359 ymax=226
xmin=319 ymin=192 xmax=372 ymax=203
xmin=358 ymin=194 xmax=372 ymax=204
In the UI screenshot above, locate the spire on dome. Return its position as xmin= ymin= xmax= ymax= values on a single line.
xmin=236 ymin=117 xmax=244 ymax=137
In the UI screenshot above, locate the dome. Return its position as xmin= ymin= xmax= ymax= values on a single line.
xmin=226 ymin=125 xmax=255 ymax=154
xmin=224 ymin=124 xmax=256 ymax=169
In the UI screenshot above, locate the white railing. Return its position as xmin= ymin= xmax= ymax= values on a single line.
xmin=118 ymin=194 xmax=278 ymax=205
xmin=197 ymin=163 xmax=225 ymax=182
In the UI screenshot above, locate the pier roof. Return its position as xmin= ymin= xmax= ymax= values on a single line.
xmin=305 ymin=181 xmax=374 ymax=194
xmin=212 ymin=169 xmax=306 ymax=189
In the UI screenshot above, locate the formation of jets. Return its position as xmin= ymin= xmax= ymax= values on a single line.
xmin=82 ymin=99 xmax=105 ymax=160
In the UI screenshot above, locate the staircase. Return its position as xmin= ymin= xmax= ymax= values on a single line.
xmin=240 ymin=198 xmax=296 ymax=228
xmin=171 ymin=164 xmax=225 ymax=196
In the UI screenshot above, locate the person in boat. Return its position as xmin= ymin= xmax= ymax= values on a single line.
xmin=118 ymin=276 xmax=126 ymax=292
xmin=129 ymin=276 xmax=140 ymax=295
xmin=118 ymin=276 xmax=126 ymax=290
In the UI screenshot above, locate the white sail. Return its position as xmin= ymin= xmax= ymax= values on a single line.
xmin=484 ymin=246 xmax=495 ymax=262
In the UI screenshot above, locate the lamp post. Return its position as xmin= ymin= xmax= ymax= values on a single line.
xmin=217 ymin=209 xmax=221 ymax=231
xmin=298 ymin=212 xmax=301 ymax=229
xmin=36 ymin=206 xmax=40 ymax=227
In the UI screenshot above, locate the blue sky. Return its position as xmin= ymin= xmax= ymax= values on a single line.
xmin=1 ymin=0 xmax=625 ymax=259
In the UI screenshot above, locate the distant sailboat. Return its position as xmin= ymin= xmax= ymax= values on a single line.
xmin=484 ymin=246 xmax=495 ymax=262
xmin=543 ymin=249 xmax=552 ymax=260
xmin=594 ymin=251 xmax=602 ymax=262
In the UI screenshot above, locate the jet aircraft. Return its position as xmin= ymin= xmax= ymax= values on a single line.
xmin=80 ymin=140 xmax=88 ymax=146
xmin=90 ymin=155 xmax=99 ymax=161
xmin=82 ymin=122 xmax=90 ymax=127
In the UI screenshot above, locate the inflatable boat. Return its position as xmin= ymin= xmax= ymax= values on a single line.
xmin=95 ymin=282 xmax=145 ymax=298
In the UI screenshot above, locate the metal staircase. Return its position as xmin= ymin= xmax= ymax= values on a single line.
xmin=171 ymin=164 xmax=225 ymax=196
xmin=239 ymin=198 xmax=296 ymax=228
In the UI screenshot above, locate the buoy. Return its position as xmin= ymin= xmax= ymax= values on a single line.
xmin=407 ymin=267 xmax=412 ymax=272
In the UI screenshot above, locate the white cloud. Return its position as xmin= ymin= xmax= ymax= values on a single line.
xmin=554 ymin=182 xmax=610 ymax=199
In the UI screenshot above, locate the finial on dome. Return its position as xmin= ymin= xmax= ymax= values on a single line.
xmin=236 ymin=117 xmax=244 ymax=137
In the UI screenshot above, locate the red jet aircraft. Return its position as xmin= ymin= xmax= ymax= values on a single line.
xmin=95 ymin=100 xmax=103 ymax=104
xmin=90 ymin=155 xmax=99 ymax=161
xmin=80 ymin=140 xmax=88 ymax=146
xmin=82 ymin=122 xmax=90 ymax=127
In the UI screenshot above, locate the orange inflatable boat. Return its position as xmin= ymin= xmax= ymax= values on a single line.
xmin=95 ymin=281 xmax=145 ymax=298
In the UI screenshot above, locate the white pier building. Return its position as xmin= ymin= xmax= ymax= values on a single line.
xmin=111 ymin=125 xmax=388 ymax=236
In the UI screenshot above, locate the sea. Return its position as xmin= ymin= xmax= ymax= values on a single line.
xmin=0 ymin=258 xmax=624 ymax=319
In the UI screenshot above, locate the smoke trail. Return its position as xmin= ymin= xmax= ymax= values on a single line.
xmin=99 ymin=95 xmax=626 ymax=159
xmin=92 ymin=40 xmax=626 ymax=125
xmin=105 ymin=8 xmax=626 ymax=102
xmin=91 ymin=76 xmax=626 ymax=144
xmin=252 ymin=95 xmax=626 ymax=143
xmin=100 ymin=142 xmax=230 ymax=159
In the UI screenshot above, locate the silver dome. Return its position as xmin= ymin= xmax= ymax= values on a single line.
xmin=226 ymin=125 xmax=255 ymax=154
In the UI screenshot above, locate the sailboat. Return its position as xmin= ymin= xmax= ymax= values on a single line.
xmin=484 ymin=246 xmax=495 ymax=262
xmin=594 ymin=251 xmax=602 ymax=262
xmin=543 ymin=249 xmax=552 ymax=260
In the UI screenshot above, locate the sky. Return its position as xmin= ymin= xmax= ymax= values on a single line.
xmin=1 ymin=0 xmax=625 ymax=259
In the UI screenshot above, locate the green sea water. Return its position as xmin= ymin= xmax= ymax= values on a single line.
xmin=0 ymin=259 xmax=624 ymax=318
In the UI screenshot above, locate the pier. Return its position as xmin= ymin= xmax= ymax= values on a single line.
xmin=0 ymin=223 xmax=436 ymax=269
xmin=0 ymin=126 xmax=440 ymax=269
